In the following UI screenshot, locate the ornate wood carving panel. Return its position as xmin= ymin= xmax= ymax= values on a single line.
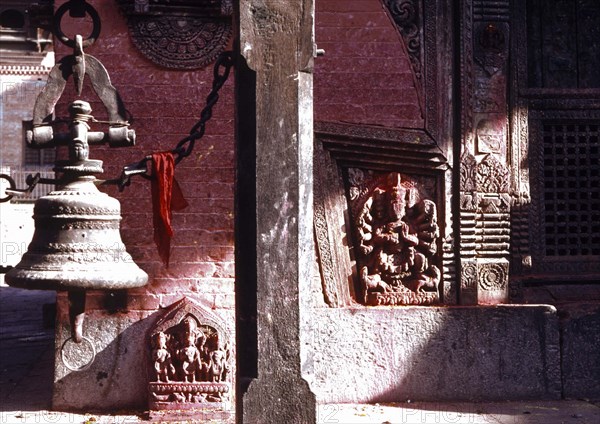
xmin=458 ymin=0 xmax=511 ymax=304
xmin=314 ymin=140 xmax=354 ymax=307
xmin=346 ymin=170 xmax=441 ymax=306
xmin=511 ymin=0 xmax=600 ymax=285
xmin=314 ymin=123 xmax=451 ymax=306
xmin=118 ymin=1 xmax=232 ymax=69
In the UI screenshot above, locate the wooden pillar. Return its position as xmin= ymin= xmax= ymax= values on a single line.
xmin=235 ymin=1 xmax=317 ymax=422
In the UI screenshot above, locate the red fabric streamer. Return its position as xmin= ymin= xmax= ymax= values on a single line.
xmin=151 ymin=152 xmax=188 ymax=267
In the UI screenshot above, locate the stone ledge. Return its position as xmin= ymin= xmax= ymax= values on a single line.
xmin=560 ymin=302 xmax=600 ymax=401
xmin=309 ymin=305 xmax=562 ymax=403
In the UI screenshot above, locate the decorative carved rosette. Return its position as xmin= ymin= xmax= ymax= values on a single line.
xmin=118 ymin=1 xmax=232 ymax=70
xmin=147 ymin=298 xmax=232 ymax=412
xmin=478 ymin=262 xmax=507 ymax=291
xmin=127 ymin=17 xmax=231 ymax=69
xmin=347 ymin=170 xmax=441 ymax=306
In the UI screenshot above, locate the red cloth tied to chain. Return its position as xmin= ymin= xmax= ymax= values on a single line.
xmin=151 ymin=152 xmax=188 ymax=267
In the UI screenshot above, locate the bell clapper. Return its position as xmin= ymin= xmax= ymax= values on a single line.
xmin=68 ymin=290 xmax=87 ymax=343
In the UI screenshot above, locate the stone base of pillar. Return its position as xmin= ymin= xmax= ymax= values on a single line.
xmin=243 ymin=375 xmax=316 ymax=424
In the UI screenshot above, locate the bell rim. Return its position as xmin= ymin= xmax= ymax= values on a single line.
xmin=5 ymin=267 xmax=148 ymax=291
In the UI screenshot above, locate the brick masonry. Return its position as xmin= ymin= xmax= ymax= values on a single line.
xmin=52 ymin=0 xmax=235 ymax=311
xmin=314 ymin=0 xmax=423 ymax=129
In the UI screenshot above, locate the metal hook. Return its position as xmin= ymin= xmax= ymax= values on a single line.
xmin=73 ymin=35 xmax=86 ymax=96
xmin=68 ymin=291 xmax=86 ymax=344
xmin=0 ymin=174 xmax=16 ymax=203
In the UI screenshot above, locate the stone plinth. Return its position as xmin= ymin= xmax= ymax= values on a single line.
xmin=310 ymin=305 xmax=561 ymax=403
xmin=53 ymin=309 xmax=156 ymax=411
xmin=52 ymin=300 xmax=235 ymax=417
xmin=561 ymin=303 xmax=600 ymax=400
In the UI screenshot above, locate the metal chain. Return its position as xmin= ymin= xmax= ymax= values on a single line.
xmin=173 ymin=50 xmax=233 ymax=164
xmin=104 ymin=50 xmax=234 ymax=191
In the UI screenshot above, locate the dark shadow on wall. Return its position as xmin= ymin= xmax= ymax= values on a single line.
xmin=0 ymin=286 xmax=55 ymax=412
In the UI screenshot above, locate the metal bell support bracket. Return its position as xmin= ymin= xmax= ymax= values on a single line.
xmin=1 ymin=0 xmax=233 ymax=370
xmin=1 ymin=7 xmax=233 ymax=198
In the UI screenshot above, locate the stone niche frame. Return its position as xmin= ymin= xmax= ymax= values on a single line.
xmin=314 ymin=0 xmax=454 ymax=307
xmin=314 ymin=122 xmax=452 ymax=306
xmin=146 ymin=298 xmax=233 ymax=420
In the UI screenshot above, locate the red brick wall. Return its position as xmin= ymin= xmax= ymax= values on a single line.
xmin=53 ymin=0 xmax=235 ymax=311
xmin=314 ymin=0 xmax=423 ymax=129
xmin=51 ymin=0 xmax=420 ymax=309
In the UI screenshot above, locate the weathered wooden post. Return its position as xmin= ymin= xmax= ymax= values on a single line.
xmin=235 ymin=0 xmax=317 ymax=422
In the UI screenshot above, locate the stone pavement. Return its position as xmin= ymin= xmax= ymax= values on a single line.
xmin=1 ymin=285 xmax=599 ymax=424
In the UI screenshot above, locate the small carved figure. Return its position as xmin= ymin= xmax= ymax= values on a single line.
xmin=360 ymin=264 xmax=390 ymax=300
xmin=152 ymin=331 xmax=175 ymax=382
xmin=207 ymin=343 xmax=229 ymax=382
xmin=151 ymin=392 xmax=170 ymax=402
xmin=179 ymin=332 xmax=203 ymax=382
xmin=172 ymin=392 xmax=186 ymax=403
xmin=356 ymin=198 xmax=374 ymax=256
xmin=192 ymin=392 xmax=206 ymax=403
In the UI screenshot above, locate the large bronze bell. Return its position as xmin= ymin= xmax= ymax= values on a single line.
xmin=6 ymin=102 xmax=147 ymax=292
xmin=5 ymin=35 xmax=148 ymax=346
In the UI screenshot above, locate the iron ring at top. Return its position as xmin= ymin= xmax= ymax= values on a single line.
xmin=0 ymin=174 xmax=16 ymax=203
xmin=53 ymin=1 xmax=101 ymax=48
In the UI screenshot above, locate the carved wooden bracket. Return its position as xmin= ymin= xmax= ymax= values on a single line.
xmin=117 ymin=1 xmax=232 ymax=69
